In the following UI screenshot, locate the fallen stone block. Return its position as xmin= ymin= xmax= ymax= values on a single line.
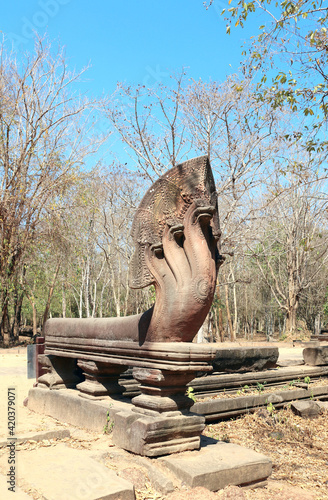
xmin=160 ymin=437 xmax=272 ymax=491
xmin=16 ymin=443 xmax=135 ymax=500
xmin=291 ymin=400 xmax=322 ymax=418
xmin=303 ymin=346 xmax=328 ymax=366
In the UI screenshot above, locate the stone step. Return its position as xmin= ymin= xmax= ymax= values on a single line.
xmin=14 ymin=443 xmax=135 ymax=500
xmin=191 ymin=384 xmax=328 ymax=422
xmin=0 ymin=429 xmax=70 ymax=448
xmin=160 ymin=436 xmax=272 ymax=490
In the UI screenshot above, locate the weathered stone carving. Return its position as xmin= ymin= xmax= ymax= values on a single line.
xmin=36 ymin=156 xmax=222 ymax=456
xmin=130 ymin=155 xmax=222 ymax=342
xmin=44 ymin=155 xmax=222 ymax=345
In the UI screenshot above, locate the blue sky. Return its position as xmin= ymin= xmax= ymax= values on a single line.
xmin=1 ymin=0 xmax=263 ymax=97
xmin=1 ymin=1 xmax=270 ymax=170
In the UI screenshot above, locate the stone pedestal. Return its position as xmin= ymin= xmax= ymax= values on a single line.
xmin=76 ymin=360 xmax=128 ymax=399
xmin=40 ymin=341 xmax=216 ymax=456
xmin=131 ymin=367 xmax=196 ymax=412
xmin=113 ymin=345 xmax=213 ymax=457
xmin=112 ymin=408 xmax=205 ymax=457
xmin=112 ymin=361 xmax=212 ymax=456
xmin=37 ymin=355 xmax=81 ymax=389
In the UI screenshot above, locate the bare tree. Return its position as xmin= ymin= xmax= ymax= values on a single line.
xmin=0 ymin=36 xmax=105 ymax=340
xmin=247 ymin=165 xmax=328 ymax=333
xmin=105 ymin=72 xmax=191 ymax=181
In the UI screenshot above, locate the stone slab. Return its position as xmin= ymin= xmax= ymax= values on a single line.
xmin=0 ymin=472 xmax=31 ymax=499
xmin=191 ymin=384 xmax=328 ymax=422
xmin=15 ymin=443 xmax=135 ymax=500
xmin=303 ymin=346 xmax=328 ymax=365
xmin=160 ymin=438 xmax=272 ymax=491
xmin=0 ymin=429 xmax=70 ymax=448
xmin=190 ymin=364 xmax=328 ymax=393
xmin=291 ymin=400 xmax=322 ymax=418
xmin=27 ymin=387 xmax=130 ymax=432
xmin=212 ymin=346 xmax=278 ymax=373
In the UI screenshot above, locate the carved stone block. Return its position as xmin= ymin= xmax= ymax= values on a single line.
xmin=303 ymin=346 xmax=328 ymax=366
xmin=112 ymin=409 xmax=205 ymax=457
xmin=76 ymin=360 xmax=128 ymax=399
xmin=131 ymin=367 xmax=196 ymax=413
xmin=37 ymin=355 xmax=81 ymax=389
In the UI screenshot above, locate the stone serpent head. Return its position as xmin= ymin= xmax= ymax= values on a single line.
xmin=130 ymin=156 xmax=223 ymax=342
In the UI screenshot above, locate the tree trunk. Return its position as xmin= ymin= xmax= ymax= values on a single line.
xmin=32 ymin=302 xmax=37 ymax=337
xmin=215 ymin=280 xmax=224 ymax=342
xmin=62 ymin=280 xmax=66 ymax=318
xmin=42 ymin=262 xmax=60 ymax=330
xmin=230 ymin=263 xmax=238 ymax=340
xmin=11 ymin=291 xmax=24 ymax=342
xmin=286 ymin=280 xmax=299 ymax=334
xmin=85 ymin=257 xmax=91 ymax=318
xmin=286 ymin=301 xmax=298 ymax=333
xmin=0 ymin=292 xmax=10 ymax=342
xmin=197 ymin=324 xmax=205 ymax=343
xmin=223 ymin=271 xmax=234 ymax=341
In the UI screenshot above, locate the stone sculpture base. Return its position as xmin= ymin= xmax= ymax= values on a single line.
xmin=112 ymin=408 xmax=205 ymax=457
xmin=27 ymin=388 xmax=272 ymax=491
xmin=160 ymin=437 xmax=272 ymax=490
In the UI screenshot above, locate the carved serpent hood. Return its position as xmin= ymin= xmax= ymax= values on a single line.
xmin=43 ymin=155 xmax=223 ymax=344
xmin=129 ymin=155 xmax=221 ymax=290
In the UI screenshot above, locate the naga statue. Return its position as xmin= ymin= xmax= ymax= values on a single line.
xmin=35 ymin=156 xmax=223 ymax=457
xmin=45 ymin=155 xmax=222 ymax=346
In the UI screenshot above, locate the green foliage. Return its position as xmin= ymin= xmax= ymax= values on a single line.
xmin=187 ymin=386 xmax=197 ymax=403
xmin=256 ymin=382 xmax=266 ymax=393
xmin=213 ymin=0 xmax=328 ymax=141
xmin=103 ymin=407 xmax=114 ymax=434
xmin=266 ymin=401 xmax=275 ymax=414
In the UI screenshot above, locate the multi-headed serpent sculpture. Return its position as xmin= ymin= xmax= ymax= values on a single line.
xmin=44 ymin=155 xmax=222 ymax=345
xmin=130 ymin=155 xmax=222 ymax=343
xmin=37 ymin=156 xmax=223 ymax=456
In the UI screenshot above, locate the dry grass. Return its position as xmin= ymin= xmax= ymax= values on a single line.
xmin=204 ymin=406 xmax=328 ymax=498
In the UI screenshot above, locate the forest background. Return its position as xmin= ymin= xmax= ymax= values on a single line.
xmin=1 ymin=0 xmax=328 ymax=345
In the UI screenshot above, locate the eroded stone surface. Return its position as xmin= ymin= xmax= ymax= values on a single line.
xmin=160 ymin=439 xmax=272 ymax=491
xmin=15 ymin=443 xmax=135 ymax=500
xmin=28 ymin=386 xmax=130 ymax=432
xmin=212 ymin=347 xmax=278 ymax=373
xmin=291 ymin=400 xmax=322 ymax=418
xmin=166 ymin=486 xmax=219 ymax=500
xmin=303 ymin=346 xmax=328 ymax=366
xmin=0 ymin=428 xmax=70 ymax=448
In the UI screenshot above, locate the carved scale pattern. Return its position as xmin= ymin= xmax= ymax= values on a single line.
xmin=129 ymin=156 xmax=216 ymax=289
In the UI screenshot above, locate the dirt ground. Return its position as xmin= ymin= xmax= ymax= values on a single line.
xmin=1 ymin=344 xmax=328 ymax=500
